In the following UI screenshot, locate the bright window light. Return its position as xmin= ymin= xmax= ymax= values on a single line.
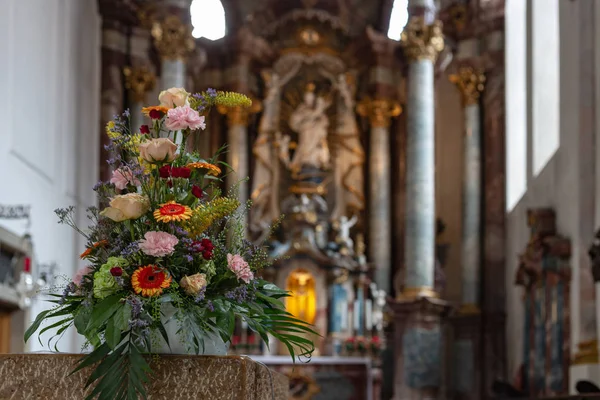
xmin=387 ymin=0 xmax=409 ymax=40
xmin=190 ymin=0 xmax=226 ymax=40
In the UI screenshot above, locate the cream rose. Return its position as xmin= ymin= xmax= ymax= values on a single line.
xmin=138 ymin=138 xmax=178 ymax=163
xmin=159 ymin=87 xmax=190 ymax=108
xmin=180 ymin=273 xmax=207 ymax=297
xmin=100 ymin=193 xmax=150 ymax=222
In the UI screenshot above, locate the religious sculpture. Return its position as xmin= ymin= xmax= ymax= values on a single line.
xmin=325 ymin=72 xmax=365 ymax=220
xmin=369 ymin=282 xmax=387 ymax=333
xmin=333 ymin=214 xmax=358 ymax=255
xmin=287 ymin=83 xmax=332 ymax=172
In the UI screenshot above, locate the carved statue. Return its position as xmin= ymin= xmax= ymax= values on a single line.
xmin=322 ymin=71 xmax=365 ymax=220
xmin=370 ymin=282 xmax=387 ymax=333
xmin=250 ymin=66 xmax=301 ymax=234
xmin=333 ymin=214 xmax=358 ymax=254
xmin=288 ymin=84 xmax=332 ymax=172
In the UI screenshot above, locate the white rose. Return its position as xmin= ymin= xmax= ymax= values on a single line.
xmin=180 ymin=273 xmax=207 ymax=297
xmin=159 ymin=87 xmax=190 ymax=108
xmin=138 ymin=138 xmax=178 ymax=163
xmin=100 ymin=193 xmax=150 ymax=222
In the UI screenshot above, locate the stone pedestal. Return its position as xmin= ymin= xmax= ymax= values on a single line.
xmin=0 ymin=354 xmax=288 ymax=400
xmin=449 ymin=312 xmax=482 ymax=400
xmin=390 ymin=297 xmax=452 ymax=400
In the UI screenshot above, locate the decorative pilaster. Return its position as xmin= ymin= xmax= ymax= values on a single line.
xmin=449 ymin=65 xmax=485 ymax=312
xmin=123 ymin=66 xmax=156 ymax=132
xmin=357 ymin=98 xmax=401 ymax=294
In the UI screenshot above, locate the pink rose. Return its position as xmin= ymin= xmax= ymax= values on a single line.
xmin=227 ymin=253 xmax=254 ymax=284
xmin=110 ymin=167 xmax=141 ymax=190
xmin=138 ymin=231 xmax=179 ymax=257
xmin=165 ymin=106 xmax=206 ymax=131
xmin=73 ymin=265 xmax=93 ymax=286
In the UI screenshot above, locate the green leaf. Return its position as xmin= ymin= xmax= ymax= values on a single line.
xmin=113 ymin=303 xmax=132 ymax=331
xmin=24 ymin=309 xmax=52 ymax=343
xmin=74 ymin=308 xmax=92 ymax=335
xmin=105 ymin=317 xmax=122 ymax=350
xmin=85 ymin=294 xmax=123 ymax=333
xmin=70 ymin=342 xmax=111 ymax=375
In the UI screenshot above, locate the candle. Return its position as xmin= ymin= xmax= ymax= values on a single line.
xmin=353 ymin=299 xmax=360 ymax=332
xmin=341 ymin=299 xmax=348 ymax=331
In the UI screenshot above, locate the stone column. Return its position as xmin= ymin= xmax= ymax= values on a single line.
xmin=98 ymin=0 xmax=134 ymax=181
xmin=447 ymin=65 xmax=485 ymax=400
xmin=123 ymin=66 xmax=156 ymax=131
xmin=357 ymin=99 xmax=401 ymax=294
xmin=151 ymin=14 xmax=194 ymax=91
xmin=390 ymin=6 xmax=450 ymax=399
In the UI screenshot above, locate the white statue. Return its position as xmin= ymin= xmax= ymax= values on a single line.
xmin=370 ymin=283 xmax=387 ymax=333
xmin=334 ymin=214 xmax=358 ymax=253
xmin=250 ymin=66 xmax=300 ymax=233
xmin=288 ymin=84 xmax=332 ymax=172
xmin=322 ymin=70 xmax=365 ymax=221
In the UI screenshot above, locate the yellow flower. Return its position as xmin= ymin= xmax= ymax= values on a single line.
xmin=153 ymin=201 xmax=192 ymax=223
xmin=186 ymin=162 xmax=221 ymax=176
xmin=141 ymin=105 xmax=170 ymax=116
xmin=184 ymin=197 xmax=240 ymax=237
xmin=105 ymin=121 xmax=120 ymax=139
xmin=131 ymin=265 xmax=172 ymax=297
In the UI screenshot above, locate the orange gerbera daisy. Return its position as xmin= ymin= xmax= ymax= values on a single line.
xmin=141 ymin=105 xmax=169 ymax=116
xmin=131 ymin=265 xmax=172 ymax=297
xmin=80 ymin=240 xmax=109 ymax=259
xmin=186 ymin=162 xmax=222 ymax=176
xmin=153 ymin=201 xmax=192 ymax=223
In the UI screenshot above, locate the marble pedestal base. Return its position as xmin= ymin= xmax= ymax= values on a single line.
xmin=390 ymin=296 xmax=452 ymax=400
xmin=449 ymin=312 xmax=482 ymax=400
xmin=0 ymin=354 xmax=288 ymax=400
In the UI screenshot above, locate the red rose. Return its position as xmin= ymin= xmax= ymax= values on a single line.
xmin=139 ymin=124 xmax=150 ymax=134
xmin=172 ymin=167 xmax=191 ymax=179
xmin=149 ymin=109 xmax=162 ymax=119
xmin=159 ymin=165 xmax=172 ymax=178
xmin=110 ymin=267 xmax=123 ymax=277
xmin=191 ymin=185 xmax=203 ymax=199
xmin=202 ymin=250 xmax=213 ymax=260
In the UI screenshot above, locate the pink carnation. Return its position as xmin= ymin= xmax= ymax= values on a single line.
xmin=138 ymin=231 xmax=179 ymax=257
xmin=110 ymin=167 xmax=141 ymax=190
xmin=73 ymin=265 xmax=93 ymax=286
xmin=165 ymin=106 xmax=206 ymax=131
xmin=227 ymin=253 xmax=254 ymax=284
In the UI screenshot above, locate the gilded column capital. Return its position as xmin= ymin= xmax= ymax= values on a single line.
xmin=357 ymin=98 xmax=402 ymax=128
xmin=217 ymin=100 xmax=262 ymax=127
xmin=151 ymin=15 xmax=195 ymax=61
xmin=123 ymin=66 xmax=156 ymax=103
xmin=449 ymin=66 xmax=486 ymax=106
xmin=401 ymin=17 xmax=445 ymax=62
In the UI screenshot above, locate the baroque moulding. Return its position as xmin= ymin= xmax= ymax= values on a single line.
xmin=151 ymin=15 xmax=195 ymax=61
xmin=448 ymin=65 xmax=486 ymax=106
xmin=401 ymin=17 xmax=445 ymax=63
xmin=123 ymin=66 xmax=156 ymax=103
xmin=356 ymin=98 xmax=402 ymax=128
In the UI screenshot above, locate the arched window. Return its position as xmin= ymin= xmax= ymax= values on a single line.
xmin=387 ymin=0 xmax=409 ymax=40
xmin=190 ymin=0 xmax=226 ymax=40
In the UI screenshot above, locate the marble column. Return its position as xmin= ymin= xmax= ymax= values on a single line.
xmin=123 ymin=66 xmax=156 ymax=131
xmin=447 ymin=65 xmax=486 ymax=400
xmin=357 ymin=99 xmax=401 ymax=294
xmin=449 ymin=66 xmax=486 ymax=312
xmin=390 ymin=11 xmax=449 ymax=400
xmin=151 ymin=14 xmax=194 ymax=92
xmin=98 ymin=1 xmax=131 ymax=182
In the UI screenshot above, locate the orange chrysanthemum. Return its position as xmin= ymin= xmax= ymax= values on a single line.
xmin=141 ymin=105 xmax=169 ymax=116
xmin=186 ymin=162 xmax=221 ymax=176
xmin=131 ymin=265 xmax=172 ymax=297
xmin=153 ymin=201 xmax=192 ymax=223
xmin=80 ymin=240 xmax=109 ymax=259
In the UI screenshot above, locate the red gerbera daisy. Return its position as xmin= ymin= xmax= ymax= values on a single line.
xmin=131 ymin=265 xmax=172 ymax=297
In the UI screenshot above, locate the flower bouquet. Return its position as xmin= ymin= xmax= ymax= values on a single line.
xmin=25 ymin=87 xmax=316 ymax=400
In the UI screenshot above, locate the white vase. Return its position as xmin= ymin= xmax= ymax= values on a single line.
xmin=155 ymin=304 xmax=229 ymax=355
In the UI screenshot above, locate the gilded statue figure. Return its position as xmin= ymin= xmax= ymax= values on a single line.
xmin=288 ymin=84 xmax=332 ymax=172
xmin=324 ymin=71 xmax=365 ymax=220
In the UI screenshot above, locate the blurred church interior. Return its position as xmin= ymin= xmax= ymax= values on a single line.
xmin=2 ymin=0 xmax=600 ymax=399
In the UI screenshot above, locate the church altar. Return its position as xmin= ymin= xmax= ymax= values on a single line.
xmin=0 ymin=354 xmax=288 ymax=400
xmin=252 ymin=355 xmax=374 ymax=400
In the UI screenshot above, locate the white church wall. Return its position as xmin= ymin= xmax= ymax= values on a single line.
xmin=0 ymin=0 xmax=101 ymax=352
xmin=505 ymin=0 xmax=600 ymax=391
